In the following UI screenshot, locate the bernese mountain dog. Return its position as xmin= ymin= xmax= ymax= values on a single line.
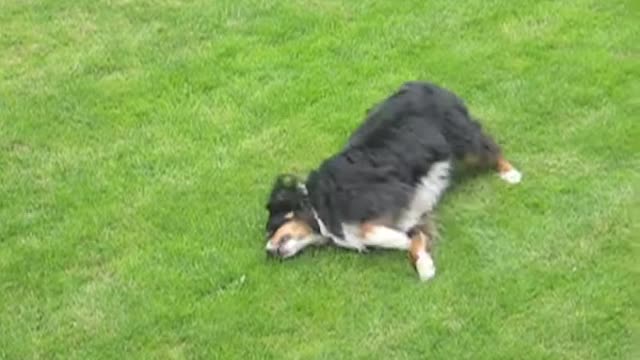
xmin=264 ymin=81 xmax=522 ymax=281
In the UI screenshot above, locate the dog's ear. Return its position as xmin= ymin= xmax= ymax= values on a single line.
xmin=266 ymin=174 xmax=304 ymax=213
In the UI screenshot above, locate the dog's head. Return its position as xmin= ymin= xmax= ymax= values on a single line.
xmin=264 ymin=174 xmax=320 ymax=258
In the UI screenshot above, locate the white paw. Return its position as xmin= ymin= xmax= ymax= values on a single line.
xmin=415 ymin=252 xmax=436 ymax=281
xmin=500 ymin=168 xmax=522 ymax=184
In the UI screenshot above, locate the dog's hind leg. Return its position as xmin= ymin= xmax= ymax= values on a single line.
xmin=496 ymin=155 xmax=522 ymax=184
xmin=460 ymin=129 xmax=522 ymax=184
xmin=407 ymin=215 xmax=437 ymax=281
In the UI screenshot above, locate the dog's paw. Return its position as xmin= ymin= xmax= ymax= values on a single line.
xmin=415 ymin=252 xmax=436 ymax=281
xmin=500 ymin=168 xmax=522 ymax=184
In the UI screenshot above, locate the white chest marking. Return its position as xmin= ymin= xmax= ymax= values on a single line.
xmin=397 ymin=160 xmax=451 ymax=232
xmin=313 ymin=209 xmax=367 ymax=252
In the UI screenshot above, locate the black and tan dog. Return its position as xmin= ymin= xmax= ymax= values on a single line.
xmin=264 ymin=81 xmax=522 ymax=281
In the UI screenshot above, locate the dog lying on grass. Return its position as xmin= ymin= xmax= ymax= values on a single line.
xmin=264 ymin=81 xmax=522 ymax=281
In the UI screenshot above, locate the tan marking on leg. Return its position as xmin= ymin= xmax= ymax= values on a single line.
xmin=408 ymin=228 xmax=436 ymax=281
xmin=409 ymin=214 xmax=437 ymax=268
xmin=496 ymin=155 xmax=522 ymax=184
xmin=359 ymin=217 xmax=393 ymax=238
xmin=408 ymin=230 xmax=428 ymax=266
xmin=360 ymin=222 xmax=375 ymax=238
xmin=497 ymin=156 xmax=514 ymax=174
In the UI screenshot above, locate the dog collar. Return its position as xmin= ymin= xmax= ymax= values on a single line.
xmin=300 ymin=184 xmax=331 ymax=239
xmin=311 ymin=208 xmax=331 ymax=238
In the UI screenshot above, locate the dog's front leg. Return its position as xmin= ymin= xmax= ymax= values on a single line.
xmin=359 ymin=225 xmax=411 ymax=250
xmin=329 ymin=224 xmax=369 ymax=252
xmin=332 ymin=234 xmax=368 ymax=252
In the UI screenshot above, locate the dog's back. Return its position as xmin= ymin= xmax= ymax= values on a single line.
xmin=347 ymin=81 xmax=500 ymax=165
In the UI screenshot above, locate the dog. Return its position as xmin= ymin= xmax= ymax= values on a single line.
xmin=264 ymin=81 xmax=521 ymax=281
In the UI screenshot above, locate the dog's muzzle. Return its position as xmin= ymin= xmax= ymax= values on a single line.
xmin=265 ymin=234 xmax=292 ymax=258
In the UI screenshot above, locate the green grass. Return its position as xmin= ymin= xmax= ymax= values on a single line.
xmin=1 ymin=0 xmax=638 ymax=358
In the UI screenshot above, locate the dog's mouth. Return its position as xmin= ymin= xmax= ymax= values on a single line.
xmin=265 ymin=219 xmax=316 ymax=259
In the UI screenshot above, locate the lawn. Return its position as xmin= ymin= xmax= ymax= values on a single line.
xmin=0 ymin=0 xmax=638 ymax=358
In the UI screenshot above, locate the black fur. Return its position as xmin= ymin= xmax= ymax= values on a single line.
xmin=349 ymin=82 xmax=501 ymax=164
xmin=266 ymin=81 xmax=502 ymax=241
xmin=265 ymin=174 xmax=319 ymax=238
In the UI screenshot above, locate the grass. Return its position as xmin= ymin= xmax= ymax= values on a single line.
xmin=0 ymin=0 xmax=638 ymax=358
